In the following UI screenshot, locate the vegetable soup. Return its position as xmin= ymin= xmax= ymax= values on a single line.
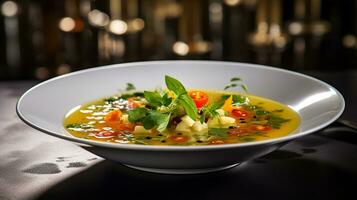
xmin=64 ymin=76 xmax=300 ymax=146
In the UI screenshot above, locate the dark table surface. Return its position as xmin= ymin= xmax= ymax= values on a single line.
xmin=1 ymin=70 xmax=357 ymax=200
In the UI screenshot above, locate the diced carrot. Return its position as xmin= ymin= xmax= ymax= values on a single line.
xmin=127 ymin=98 xmax=141 ymax=109
xmin=117 ymin=123 xmax=135 ymax=131
xmin=104 ymin=110 xmax=122 ymax=122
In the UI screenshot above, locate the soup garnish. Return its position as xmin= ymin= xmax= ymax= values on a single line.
xmin=64 ymin=76 xmax=300 ymax=145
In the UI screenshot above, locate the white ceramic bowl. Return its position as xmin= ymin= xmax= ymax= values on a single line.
xmin=17 ymin=61 xmax=344 ymax=174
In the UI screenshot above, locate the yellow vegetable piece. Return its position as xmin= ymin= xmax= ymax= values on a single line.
xmin=223 ymin=95 xmax=233 ymax=113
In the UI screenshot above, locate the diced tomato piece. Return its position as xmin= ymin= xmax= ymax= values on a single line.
xmin=188 ymin=91 xmax=209 ymax=109
xmin=127 ymin=98 xmax=141 ymax=109
xmin=231 ymin=108 xmax=250 ymax=118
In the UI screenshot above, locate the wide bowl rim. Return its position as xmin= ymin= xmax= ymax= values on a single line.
xmin=16 ymin=60 xmax=345 ymax=151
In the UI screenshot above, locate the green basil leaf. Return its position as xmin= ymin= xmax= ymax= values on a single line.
xmin=104 ymin=97 xmax=117 ymax=103
xmin=178 ymin=94 xmax=197 ymax=120
xmin=165 ymin=75 xmax=187 ymax=95
xmin=162 ymin=93 xmax=173 ymax=106
xmin=144 ymin=91 xmax=163 ymax=107
xmin=142 ymin=111 xmax=170 ymax=131
xmin=128 ymin=107 xmax=148 ymax=122
xmin=142 ymin=116 xmax=156 ymax=129
xmin=156 ymin=113 xmax=171 ymax=132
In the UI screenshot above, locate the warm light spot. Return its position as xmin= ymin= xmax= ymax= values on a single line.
xmin=210 ymin=2 xmax=222 ymax=13
xmin=165 ymin=2 xmax=182 ymax=18
xmin=109 ymin=19 xmax=127 ymax=35
xmin=88 ymin=9 xmax=109 ymax=27
xmin=312 ymin=22 xmax=328 ymax=36
xmin=172 ymin=41 xmax=189 ymax=56
xmin=1 ymin=1 xmax=18 ymax=17
xmin=343 ymin=35 xmax=357 ymax=48
xmin=273 ymin=36 xmax=287 ymax=48
xmin=194 ymin=41 xmax=211 ymax=53
xmin=35 ymin=67 xmax=50 ymax=80
xmin=209 ymin=2 xmax=222 ymax=23
xmin=224 ymin=0 xmax=241 ymax=6
xmin=59 ymin=17 xmax=76 ymax=32
xmin=127 ymin=18 xmax=145 ymax=33
xmin=131 ymin=18 xmax=145 ymax=31
xmin=57 ymin=64 xmax=71 ymax=75
xmin=289 ymin=22 xmax=303 ymax=35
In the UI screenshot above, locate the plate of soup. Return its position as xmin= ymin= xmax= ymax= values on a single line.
xmin=17 ymin=61 xmax=344 ymax=174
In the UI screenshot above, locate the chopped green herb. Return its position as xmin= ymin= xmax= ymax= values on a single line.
xmin=66 ymin=124 xmax=81 ymax=129
xmin=126 ymin=83 xmax=136 ymax=91
xmin=224 ymin=76 xmax=248 ymax=93
xmin=104 ymin=97 xmax=117 ymax=103
xmin=66 ymin=123 xmax=93 ymax=130
xmin=256 ymin=110 xmax=270 ymax=116
xmin=240 ymin=84 xmax=248 ymax=93
xmin=240 ymin=137 xmax=255 ymax=142
xmin=268 ymin=116 xmax=291 ymax=129
xmin=273 ymin=109 xmax=284 ymax=112
xmin=208 ymin=128 xmax=229 ymax=138
xmin=230 ymin=77 xmax=242 ymax=82
xmin=221 ymin=94 xmax=248 ymax=105
xmin=200 ymin=102 xmax=224 ymax=123
xmin=224 ymin=83 xmax=237 ymax=90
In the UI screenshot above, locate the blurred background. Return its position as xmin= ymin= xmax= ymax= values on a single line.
xmin=0 ymin=0 xmax=356 ymax=80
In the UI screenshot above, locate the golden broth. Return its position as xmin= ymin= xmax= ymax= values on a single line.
xmin=64 ymin=90 xmax=300 ymax=146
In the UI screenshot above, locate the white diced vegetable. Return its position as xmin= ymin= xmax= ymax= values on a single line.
xmin=175 ymin=121 xmax=192 ymax=133
xmin=181 ymin=115 xmax=195 ymax=127
xmin=207 ymin=117 xmax=220 ymax=128
xmin=216 ymin=109 xmax=226 ymax=116
xmin=219 ymin=116 xmax=236 ymax=125
xmin=133 ymin=126 xmax=152 ymax=134
xmin=192 ymin=121 xmax=208 ymax=132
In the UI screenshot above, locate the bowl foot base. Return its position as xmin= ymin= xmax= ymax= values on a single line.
xmin=124 ymin=163 xmax=240 ymax=174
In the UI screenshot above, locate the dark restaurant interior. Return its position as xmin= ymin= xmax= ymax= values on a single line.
xmin=1 ymin=0 xmax=357 ymax=199
xmin=1 ymin=0 xmax=357 ymax=80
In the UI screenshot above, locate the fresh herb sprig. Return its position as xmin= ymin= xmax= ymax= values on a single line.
xmin=127 ymin=75 xmax=197 ymax=132
xmin=200 ymin=102 xmax=224 ymax=123
xmin=165 ymin=75 xmax=198 ymax=120
xmin=224 ymin=76 xmax=248 ymax=93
